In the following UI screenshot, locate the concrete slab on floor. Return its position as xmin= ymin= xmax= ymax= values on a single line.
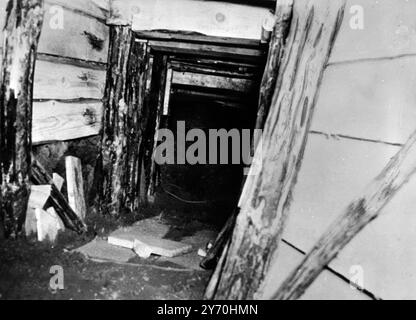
xmin=74 ymin=238 xmax=136 ymax=263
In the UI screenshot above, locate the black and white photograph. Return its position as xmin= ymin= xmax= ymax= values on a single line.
xmin=0 ymin=0 xmax=415 ymax=306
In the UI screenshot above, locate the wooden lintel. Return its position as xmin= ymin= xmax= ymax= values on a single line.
xmin=65 ymin=156 xmax=87 ymax=222
xmin=109 ymin=0 xmax=269 ymax=41
xmin=146 ymin=40 xmax=266 ymax=61
xmin=134 ymin=31 xmax=262 ymax=48
xmin=207 ymin=0 xmax=346 ymax=300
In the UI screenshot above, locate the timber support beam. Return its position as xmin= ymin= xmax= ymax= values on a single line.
xmin=206 ymin=0 xmax=346 ymax=300
xmin=94 ymin=27 xmax=153 ymax=216
xmin=0 ymin=0 xmax=44 ymax=238
xmin=272 ymin=128 xmax=416 ymax=299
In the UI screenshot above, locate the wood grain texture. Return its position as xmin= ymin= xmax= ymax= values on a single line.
xmin=25 ymin=185 xmax=51 ymax=237
xmin=33 ymin=59 xmax=106 ymax=100
xmin=209 ymin=0 xmax=346 ymax=300
xmin=65 ymin=156 xmax=87 ymax=221
xmin=170 ymin=59 xmax=259 ymax=79
xmin=272 ymin=128 xmax=416 ymax=300
xmin=148 ymin=40 xmax=265 ymax=61
xmin=312 ymin=55 xmax=416 ymax=145
xmin=96 ymin=28 xmax=151 ymax=216
xmin=45 ymin=0 xmax=109 ymax=21
xmin=254 ymin=0 xmax=292 ymax=147
xmin=172 ymin=71 xmax=254 ymax=92
xmin=31 ymin=155 xmax=86 ymax=233
xmin=277 ymin=134 xmax=416 ymax=299
xmin=0 ymin=0 xmax=110 ymax=62
xmin=38 ymin=2 xmax=109 ymax=62
xmin=111 ymin=0 xmax=269 ymax=41
xmin=146 ymin=56 xmax=170 ymax=203
xmin=0 ymin=0 xmax=44 ymax=238
xmin=33 ymin=100 xmax=103 ymax=144
xmin=263 ymin=240 xmax=371 ymax=300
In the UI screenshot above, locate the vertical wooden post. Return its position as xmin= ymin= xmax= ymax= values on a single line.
xmin=146 ymin=55 xmax=168 ymax=202
xmin=0 ymin=0 xmax=44 ymax=238
xmin=65 ymin=156 xmax=87 ymax=221
xmin=201 ymin=0 xmax=294 ymax=277
xmin=253 ymin=0 xmax=292 ymax=146
xmin=208 ymin=0 xmax=346 ymax=300
xmin=96 ymin=27 xmax=150 ymax=216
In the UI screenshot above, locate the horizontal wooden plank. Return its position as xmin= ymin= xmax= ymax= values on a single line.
xmin=172 ymin=71 xmax=254 ymax=92
xmin=260 ymin=241 xmax=371 ymax=300
xmin=45 ymin=0 xmax=109 ymax=21
xmin=148 ymin=40 xmax=265 ymax=61
xmin=329 ymin=0 xmax=416 ymax=64
xmin=33 ymin=59 xmax=106 ymax=100
xmin=0 ymin=0 xmax=7 ymax=49
xmin=111 ymin=0 xmax=269 ymax=41
xmin=312 ymin=55 xmax=416 ymax=145
xmin=0 ymin=1 xmax=109 ymax=63
xmin=38 ymin=3 xmax=109 ymax=62
xmin=283 ymin=133 xmax=416 ymax=299
xmin=33 ymin=100 xmax=103 ymax=144
xmin=213 ymin=0 xmax=276 ymax=9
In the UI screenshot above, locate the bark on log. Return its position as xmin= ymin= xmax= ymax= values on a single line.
xmin=201 ymin=208 xmax=237 ymax=271
xmin=65 ymin=156 xmax=87 ymax=222
xmin=0 ymin=0 xmax=44 ymax=238
xmin=201 ymin=0 xmax=293 ymax=275
xmin=31 ymin=156 xmax=86 ymax=234
xmin=271 ymin=129 xmax=416 ymax=300
xmin=208 ymin=0 xmax=346 ymax=300
xmin=253 ymin=0 xmax=292 ymax=147
xmin=142 ymin=55 xmax=167 ymax=201
xmin=96 ymin=28 xmax=151 ymax=216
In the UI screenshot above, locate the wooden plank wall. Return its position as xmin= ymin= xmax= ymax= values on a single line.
xmin=261 ymin=0 xmax=416 ymax=300
xmin=112 ymin=0 xmax=269 ymax=41
xmin=0 ymin=0 xmax=109 ymax=145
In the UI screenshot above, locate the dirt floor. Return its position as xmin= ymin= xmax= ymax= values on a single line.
xmin=0 ymin=203 xmax=217 ymax=300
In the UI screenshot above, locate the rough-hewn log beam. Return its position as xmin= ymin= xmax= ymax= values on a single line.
xmin=208 ymin=0 xmax=346 ymax=300
xmin=253 ymin=0 xmax=292 ymax=147
xmin=109 ymin=0 xmax=269 ymax=42
xmin=271 ymin=128 xmax=416 ymax=300
xmin=201 ymin=0 xmax=292 ymax=277
xmin=0 ymin=0 xmax=44 ymax=238
xmin=95 ymin=28 xmax=150 ymax=216
xmin=31 ymin=155 xmax=87 ymax=234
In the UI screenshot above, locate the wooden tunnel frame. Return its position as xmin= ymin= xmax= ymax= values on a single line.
xmin=3 ymin=0 xmax=416 ymax=300
xmin=93 ymin=25 xmax=268 ymax=217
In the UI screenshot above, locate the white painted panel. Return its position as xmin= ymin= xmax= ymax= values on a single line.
xmin=330 ymin=0 xmax=416 ymax=64
xmin=111 ymin=0 xmax=268 ymax=40
xmin=284 ymin=134 xmax=416 ymax=299
xmin=312 ymin=56 xmax=416 ymax=145
xmin=33 ymin=60 xmax=106 ymax=100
